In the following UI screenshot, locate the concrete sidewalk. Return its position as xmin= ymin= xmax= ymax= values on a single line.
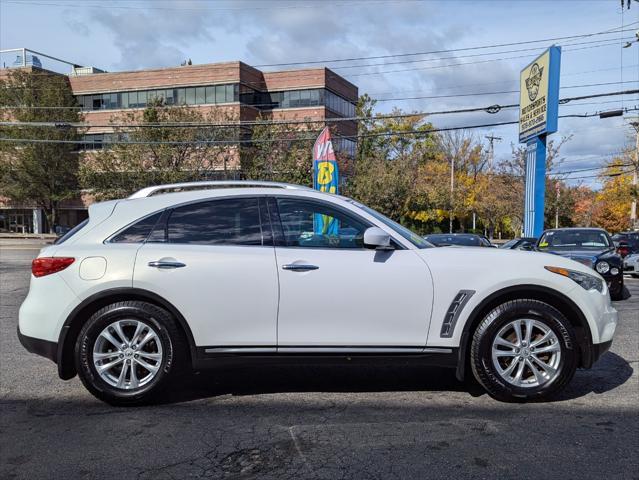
xmin=0 ymin=237 xmax=53 ymax=250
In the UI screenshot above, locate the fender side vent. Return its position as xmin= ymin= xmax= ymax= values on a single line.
xmin=441 ymin=290 xmax=475 ymax=338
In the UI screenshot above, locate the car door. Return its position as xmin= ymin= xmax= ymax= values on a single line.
xmin=271 ymin=196 xmax=433 ymax=349
xmin=133 ymin=196 xmax=279 ymax=348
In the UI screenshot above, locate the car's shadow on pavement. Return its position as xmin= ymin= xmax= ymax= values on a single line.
xmin=556 ymin=351 xmax=634 ymax=401
xmin=155 ymin=351 xmax=633 ymax=406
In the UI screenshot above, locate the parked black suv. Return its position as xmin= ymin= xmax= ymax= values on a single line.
xmin=537 ymin=228 xmax=624 ymax=301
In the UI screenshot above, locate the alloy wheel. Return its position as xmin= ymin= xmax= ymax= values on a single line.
xmin=491 ymin=318 xmax=562 ymax=388
xmin=92 ymin=319 xmax=163 ymax=390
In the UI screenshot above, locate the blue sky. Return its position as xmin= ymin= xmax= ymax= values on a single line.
xmin=1 ymin=0 xmax=638 ymax=187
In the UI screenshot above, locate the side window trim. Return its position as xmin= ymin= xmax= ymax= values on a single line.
xmin=146 ymin=209 xmax=170 ymax=244
xmin=258 ymin=197 xmax=274 ymax=247
xmin=267 ymin=196 xmax=285 ymax=247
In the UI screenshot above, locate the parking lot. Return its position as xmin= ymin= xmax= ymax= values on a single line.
xmin=1 ymin=245 xmax=637 ymax=479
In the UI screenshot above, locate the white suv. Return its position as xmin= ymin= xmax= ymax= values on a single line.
xmin=18 ymin=181 xmax=618 ymax=405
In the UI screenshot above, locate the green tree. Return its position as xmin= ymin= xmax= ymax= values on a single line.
xmin=0 ymin=70 xmax=81 ymax=232
xmin=240 ymin=115 xmax=316 ymax=185
xmin=345 ymin=100 xmax=438 ymax=227
xmin=80 ymin=101 xmax=240 ymax=199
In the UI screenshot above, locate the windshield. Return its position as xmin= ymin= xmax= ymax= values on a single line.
xmin=500 ymin=239 xmax=519 ymax=249
xmin=538 ymin=230 xmax=612 ymax=250
xmin=350 ymin=201 xmax=432 ymax=248
xmin=425 ymin=234 xmax=482 ymax=246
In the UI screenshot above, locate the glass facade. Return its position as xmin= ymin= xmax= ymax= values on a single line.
xmin=239 ymin=88 xmax=355 ymax=116
xmin=77 ymin=83 xmax=240 ymax=111
xmin=77 ymin=82 xmax=357 ymax=156
xmin=77 ymin=84 xmax=356 ymax=117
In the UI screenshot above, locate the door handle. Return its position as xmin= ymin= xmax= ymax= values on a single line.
xmin=148 ymin=260 xmax=186 ymax=269
xmin=282 ymin=264 xmax=319 ymax=271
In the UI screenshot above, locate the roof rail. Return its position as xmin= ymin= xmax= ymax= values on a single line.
xmin=128 ymin=180 xmax=312 ymax=199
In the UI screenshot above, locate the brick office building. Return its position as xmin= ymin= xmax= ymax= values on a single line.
xmin=0 ymin=49 xmax=358 ymax=233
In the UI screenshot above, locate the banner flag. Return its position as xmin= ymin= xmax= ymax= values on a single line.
xmin=312 ymin=127 xmax=339 ymax=235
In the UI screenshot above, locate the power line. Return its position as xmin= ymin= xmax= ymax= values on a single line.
xmin=2 ymin=107 xmax=638 ymax=145
xmin=2 ymin=0 xmax=413 ymax=12
xmin=365 ymin=63 xmax=639 ymax=97
xmin=554 ymin=169 xmax=635 ymax=180
xmin=550 ymin=163 xmax=634 ymax=175
xmin=253 ymin=22 xmax=639 ymax=67
xmin=345 ymin=40 xmax=634 ymax=78
xmin=330 ymin=37 xmax=633 ymax=71
xmin=6 ymin=36 xmax=634 ymax=94
xmin=373 ymin=81 xmax=637 ymax=103
xmin=1 ymin=89 xmax=636 ymax=128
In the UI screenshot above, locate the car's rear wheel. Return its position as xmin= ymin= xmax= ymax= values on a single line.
xmin=470 ymin=299 xmax=578 ymax=402
xmin=75 ymin=301 xmax=186 ymax=405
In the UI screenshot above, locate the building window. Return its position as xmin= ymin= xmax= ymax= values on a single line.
xmin=75 ymin=84 xmax=355 ymax=117
xmin=76 ymin=83 xmax=241 ymax=111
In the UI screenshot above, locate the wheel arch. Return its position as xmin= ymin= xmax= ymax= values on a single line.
xmin=455 ymin=284 xmax=593 ymax=381
xmin=57 ymin=288 xmax=197 ymax=380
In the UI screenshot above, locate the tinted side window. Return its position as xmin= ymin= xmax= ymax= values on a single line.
xmin=275 ymin=198 xmax=369 ymax=249
xmin=110 ymin=212 xmax=162 ymax=243
xmin=167 ymin=198 xmax=262 ymax=246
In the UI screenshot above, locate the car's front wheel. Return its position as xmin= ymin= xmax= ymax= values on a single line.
xmin=75 ymin=301 xmax=186 ymax=405
xmin=470 ymin=299 xmax=578 ymax=402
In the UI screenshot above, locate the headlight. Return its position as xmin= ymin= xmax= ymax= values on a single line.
xmin=596 ymin=261 xmax=610 ymax=275
xmin=545 ymin=266 xmax=604 ymax=293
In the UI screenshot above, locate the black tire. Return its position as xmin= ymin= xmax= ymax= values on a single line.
xmin=470 ymin=299 xmax=578 ymax=402
xmin=75 ymin=301 xmax=187 ymax=406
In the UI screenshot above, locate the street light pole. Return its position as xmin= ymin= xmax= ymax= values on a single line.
xmin=449 ymin=155 xmax=454 ymax=234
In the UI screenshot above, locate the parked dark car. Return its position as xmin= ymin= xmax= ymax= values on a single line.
xmin=424 ymin=233 xmax=494 ymax=247
xmin=611 ymin=231 xmax=639 ymax=257
xmin=499 ymin=237 xmax=538 ymax=250
xmin=537 ymin=228 xmax=624 ymax=300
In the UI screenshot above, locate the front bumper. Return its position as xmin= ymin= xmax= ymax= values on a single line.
xmin=17 ymin=325 xmax=58 ymax=364
xmin=623 ymin=256 xmax=639 ymax=273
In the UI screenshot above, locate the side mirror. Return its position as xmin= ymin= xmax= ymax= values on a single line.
xmin=519 ymin=242 xmax=534 ymax=251
xmin=364 ymin=227 xmax=392 ymax=249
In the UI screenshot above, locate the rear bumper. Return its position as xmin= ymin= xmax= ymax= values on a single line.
xmin=17 ymin=325 xmax=58 ymax=364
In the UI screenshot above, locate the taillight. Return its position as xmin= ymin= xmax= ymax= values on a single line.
xmin=32 ymin=257 xmax=75 ymax=277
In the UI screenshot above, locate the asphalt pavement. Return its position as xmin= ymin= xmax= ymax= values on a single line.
xmin=1 ymin=246 xmax=637 ymax=479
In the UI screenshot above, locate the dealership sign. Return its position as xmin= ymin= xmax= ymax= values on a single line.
xmin=519 ymin=46 xmax=561 ymax=143
xmin=519 ymin=46 xmax=561 ymax=237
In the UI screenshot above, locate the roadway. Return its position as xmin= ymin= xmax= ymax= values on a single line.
xmin=1 ymin=245 xmax=637 ymax=479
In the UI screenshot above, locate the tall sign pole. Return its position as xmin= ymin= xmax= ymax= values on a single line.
xmin=519 ymin=46 xmax=561 ymax=237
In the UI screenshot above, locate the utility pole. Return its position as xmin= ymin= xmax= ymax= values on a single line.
xmin=449 ymin=155 xmax=454 ymax=234
xmin=485 ymin=134 xmax=502 ymax=172
xmin=484 ymin=134 xmax=502 ymax=237
xmin=555 ymin=182 xmax=560 ymax=229
xmin=630 ymin=120 xmax=639 ymax=230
